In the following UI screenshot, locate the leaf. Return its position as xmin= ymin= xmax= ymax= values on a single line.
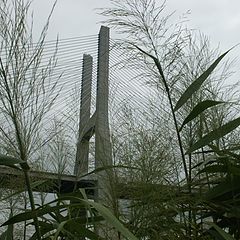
xmin=186 ymin=116 xmax=240 ymax=154
xmin=68 ymin=215 xmax=104 ymax=225
xmin=1 ymin=180 xmax=49 ymax=201
xmin=29 ymin=221 xmax=55 ymax=240
xmin=180 ymin=100 xmax=224 ymax=131
xmin=0 ymin=154 xmax=24 ymax=169
xmin=228 ymin=165 xmax=240 ymax=176
xmin=207 ymin=222 xmax=235 ymax=240
xmin=1 ymin=203 xmax=83 ymax=226
xmin=3 ymin=193 xmax=137 ymax=239
xmin=79 ymin=188 xmax=88 ymax=200
xmin=206 ymin=176 xmax=240 ymax=200
xmin=174 ymin=50 xmax=230 ymax=112
xmin=79 ymin=165 xmax=139 ymax=179
xmin=84 ymin=200 xmax=138 ymax=240
xmin=199 ymin=165 xmax=227 ymax=174
xmin=6 ymin=217 xmax=13 ymax=240
xmin=53 ymin=221 xmax=67 ymax=240
xmin=228 ymin=207 xmax=240 ymax=219
xmin=0 ymin=231 xmax=8 ymax=240
xmin=0 ymin=213 xmax=13 ymax=240
xmin=64 ymin=220 xmax=104 ymax=240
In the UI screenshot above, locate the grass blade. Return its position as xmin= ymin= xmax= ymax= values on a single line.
xmin=208 ymin=222 xmax=235 ymax=240
xmin=0 ymin=154 xmax=24 ymax=169
xmin=1 ymin=204 xmax=82 ymax=226
xmin=1 ymin=180 xmax=49 ymax=201
xmin=85 ymin=200 xmax=138 ymax=240
xmin=174 ymin=50 xmax=230 ymax=112
xmin=0 ymin=213 xmax=13 ymax=240
xmin=179 ymin=100 xmax=224 ymax=131
xmin=186 ymin=116 xmax=240 ymax=154
xmin=64 ymin=221 xmax=104 ymax=240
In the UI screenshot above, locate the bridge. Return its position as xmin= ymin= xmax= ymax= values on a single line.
xmin=0 ymin=26 xmax=165 ymax=203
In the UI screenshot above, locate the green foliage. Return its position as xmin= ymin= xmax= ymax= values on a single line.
xmin=0 ymin=180 xmax=48 ymax=201
xmin=101 ymin=0 xmax=240 ymax=238
xmin=2 ymin=191 xmax=138 ymax=239
xmin=174 ymin=49 xmax=230 ymax=112
xmin=208 ymin=223 xmax=235 ymax=240
xmin=0 ymin=155 xmax=25 ymax=170
xmin=179 ymin=100 xmax=225 ymax=131
xmin=195 ymin=145 xmax=240 ymax=238
xmin=0 ymin=213 xmax=13 ymax=240
xmin=1 ymin=0 xmax=240 ymax=239
xmin=187 ymin=116 xmax=240 ymax=154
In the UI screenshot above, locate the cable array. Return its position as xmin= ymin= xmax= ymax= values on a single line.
xmin=108 ymin=40 xmax=171 ymax=127
xmin=0 ymin=34 xmax=166 ymax=135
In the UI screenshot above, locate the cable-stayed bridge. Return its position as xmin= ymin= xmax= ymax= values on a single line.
xmin=0 ymin=26 xmax=168 ymax=200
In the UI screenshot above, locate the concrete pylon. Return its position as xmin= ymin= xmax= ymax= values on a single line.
xmin=74 ymin=54 xmax=93 ymax=177
xmin=95 ymin=26 xmax=112 ymax=169
xmin=94 ymin=24 xmax=118 ymax=240
xmin=95 ymin=26 xmax=114 ymax=202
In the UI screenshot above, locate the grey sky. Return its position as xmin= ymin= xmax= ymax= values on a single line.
xmin=168 ymin=0 xmax=240 ymax=49
xmin=31 ymin=0 xmax=110 ymax=39
xmin=31 ymin=0 xmax=240 ymax=49
xmin=30 ymin=0 xmax=240 ymax=82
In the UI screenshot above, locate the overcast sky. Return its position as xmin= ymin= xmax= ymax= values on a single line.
xmin=31 ymin=0 xmax=240 ymax=49
xmin=30 ymin=0 xmax=240 ymax=78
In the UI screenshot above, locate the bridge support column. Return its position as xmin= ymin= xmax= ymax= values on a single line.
xmin=74 ymin=54 xmax=93 ymax=177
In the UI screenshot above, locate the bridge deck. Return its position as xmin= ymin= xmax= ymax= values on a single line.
xmin=0 ymin=166 xmax=97 ymax=198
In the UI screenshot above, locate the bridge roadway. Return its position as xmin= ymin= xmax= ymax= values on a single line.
xmin=0 ymin=166 xmax=177 ymax=200
xmin=0 ymin=166 xmax=97 ymax=198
